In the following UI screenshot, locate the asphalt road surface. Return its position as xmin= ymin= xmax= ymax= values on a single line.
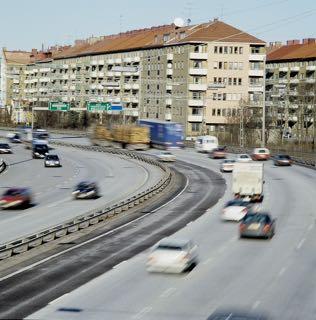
xmin=27 ymin=148 xmax=316 ymax=320
xmin=0 ymin=142 xmax=163 ymax=244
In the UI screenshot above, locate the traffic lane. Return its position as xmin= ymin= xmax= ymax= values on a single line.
xmin=49 ymin=133 xmax=91 ymax=146
xmin=0 ymin=146 xmax=163 ymax=244
xmin=3 ymin=161 xmax=225 ymax=319
xmin=28 ymin=151 xmax=316 ymax=319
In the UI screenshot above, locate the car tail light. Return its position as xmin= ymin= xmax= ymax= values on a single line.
xmin=263 ymin=224 xmax=270 ymax=233
xmin=239 ymin=223 xmax=246 ymax=231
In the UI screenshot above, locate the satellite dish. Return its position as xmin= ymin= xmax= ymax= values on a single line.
xmin=174 ymin=17 xmax=185 ymax=28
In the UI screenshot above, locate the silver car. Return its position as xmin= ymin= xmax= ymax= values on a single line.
xmin=146 ymin=238 xmax=198 ymax=273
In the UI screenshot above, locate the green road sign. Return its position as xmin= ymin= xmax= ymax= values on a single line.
xmin=48 ymin=102 xmax=70 ymax=112
xmin=87 ymin=102 xmax=111 ymax=112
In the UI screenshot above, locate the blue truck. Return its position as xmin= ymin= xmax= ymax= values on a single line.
xmin=138 ymin=119 xmax=184 ymax=149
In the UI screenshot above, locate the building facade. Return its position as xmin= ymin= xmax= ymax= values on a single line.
xmin=266 ymin=39 xmax=316 ymax=140
xmin=13 ymin=20 xmax=265 ymax=135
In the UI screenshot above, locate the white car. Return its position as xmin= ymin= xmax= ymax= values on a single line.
xmin=236 ymin=154 xmax=252 ymax=163
xmin=220 ymin=159 xmax=236 ymax=172
xmin=156 ymin=151 xmax=176 ymax=162
xmin=146 ymin=238 xmax=198 ymax=273
xmin=222 ymin=199 xmax=251 ymax=221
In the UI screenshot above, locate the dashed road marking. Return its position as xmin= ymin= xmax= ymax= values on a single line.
xmin=132 ymin=306 xmax=152 ymax=319
xmin=160 ymin=287 xmax=176 ymax=298
xmin=278 ymin=266 xmax=287 ymax=277
xmin=252 ymin=300 xmax=261 ymax=310
xmin=297 ymin=238 xmax=306 ymax=250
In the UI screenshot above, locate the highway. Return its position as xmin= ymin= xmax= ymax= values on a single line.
xmin=25 ymin=148 xmax=316 ymax=320
xmin=0 ymin=142 xmax=163 ymax=244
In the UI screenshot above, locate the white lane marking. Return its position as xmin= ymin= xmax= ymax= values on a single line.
xmin=160 ymin=287 xmax=176 ymax=298
xmin=150 ymin=176 xmax=189 ymax=213
xmin=0 ymin=177 xmax=189 ymax=283
xmin=297 ymin=238 xmax=306 ymax=250
xmin=202 ymin=257 xmax=213 ymax=265
xmin=307 ymin=224 xmax=314 ymax=232
xmin=49 ymin=293 xmax=69 ymax=305
xmin=46 ymin=197 xmax=71 ymax=208
xmin=132 ymin=306 xmax=152 ymax=319
xmin=252 ymin=300 xmax=261 ymax=310
xmin=278 ymin=266 xmax=287 ymax=277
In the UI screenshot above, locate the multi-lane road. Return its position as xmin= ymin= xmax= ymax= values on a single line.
xmin=0 ymin=134 xmax=315 ymax=320
xmin=0 ymin=141 xmax=163 ymax=243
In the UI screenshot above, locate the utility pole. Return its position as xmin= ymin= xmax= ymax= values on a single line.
xmin=261 ymin=56 xmax=266 ymax=147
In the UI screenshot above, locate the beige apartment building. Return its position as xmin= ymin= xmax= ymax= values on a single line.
xmin=266 ymin=39 xmax=316 ymax=140
xmin=20 ymin=19 xmax=265 ymax=136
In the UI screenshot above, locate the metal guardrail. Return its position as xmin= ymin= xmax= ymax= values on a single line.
xmin=0 ymin=142 xmax=171 ymax=260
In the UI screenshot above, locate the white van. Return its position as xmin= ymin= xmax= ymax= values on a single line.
xmin=195 ymin=136 xmax=218 ymax=153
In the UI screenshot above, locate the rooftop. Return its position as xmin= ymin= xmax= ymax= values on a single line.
xmin=267 ymin=39 xmax=316 ymax=61
xmin=3 ymin=50 xmax=32 ymax=64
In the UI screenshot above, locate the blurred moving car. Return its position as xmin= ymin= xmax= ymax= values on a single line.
xmin=32 ymin=141 xmax=49 ymax=159
xmin=222 ymin=199 xmax=252 ymax=221
xmin=7 ymin=132 xmax=22 ymax=143
xmin=220 ymin=159 xmax=236 ymax=172
xmin=236 ymin=154 xmax=252 ymax=163
xmin=239 ymin=212 xmax=276 ymax=239
xmin=72 ymin=181 xmax=99 ymax=199
xmin=146 ymin=238 xmax=198 ymax=273
xmin=0 ymin=188 xmax=32 ymax=209
xmin=274 ymin=154 xmax=292 ymax=166
xmin=156 ymin=151 xmax=176 ymax=162
xmin=0 ymin=143 xmax=12 ymax=154
xmin=44 ymin=154 xmax=61 ymax=167
xmin=210 ymin=147 xmax=226 ymax=159
xmin=251 ymin=148 xmax=270 ymax=161
xmin=207 ymin=309 xmax=270 ymax=320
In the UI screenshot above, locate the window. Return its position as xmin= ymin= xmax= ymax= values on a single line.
xmin=224 ymin=62 xmax=228 ymax=70
xmin=156 ymin=99 xmax=159 ymax=104
xmin=239 ymin=62 xmax=243 ymax=70
xmin=222 ymin=108 xmax=226 ymax=116
xmin=228 ymin=78 xmax=232 ymax=85
xmin=233 ymin=78 xmax=237 ymax=85
xmin=219 ymin=62 xmax=223 ymax=69
xmin=213 ymin=61 xmax=218 ymax=69
xmin=192 ymin=123 xmax=200 ymax=132
xmin=163 ymin=34 xmax=170 ymax=42
xmin=238 ymin=78 xmax=242 ymax=85
xmin=234 ymin=62 xmax=238 ymax=70
xmin=234 ymin=47 xmax=238 ymax=54
xmin=193 ymin=61 xmax=202 ymax=68
xmin=179 ymin=31 xmax=186 ymax=39
xmin=157 ymin=70 xmax=160 ymax=76
xmin=219 ymin=47 xmax=223 ymax=54
xmin=223 ymin=93 xmax=226 ymax=101
xmin=224 ymin=46 xmax=228 ymax=54
xmin=157 ymin=85 xmax=160 ymax=90
xmin=239 ymin=47 xmax=243 ymax=54
xmin=147 ymin=70 xmax=150 ymax=76
xmin=217 ymin=109 xmax=221 ymax=116
xmin=214 ymin=46 xmax=218 ymax=54
xmin=229 ymin=46 xmax=233 ymax=54
xmin=229 ymin=62 xmax=233 ymax=70
xmin=213 ymin=77 xmax=217 ymax=83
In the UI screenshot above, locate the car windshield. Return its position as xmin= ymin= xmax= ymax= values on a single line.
xmin=239 ymin=155 xmax=249 ymax=158
xmin=224 ymin=160 xmax=235 ymax=163
xmin=162 ymin=152 xmax=171 ymax=155
xmin=156 ymin=244 xmax=185 ymax=251
xmin=243 ymin=214 xmax=270 ymax=224
xmin=46 ymin=155 xmax=58 ymax=160
xmin=77 ymin=182 xmax=90 ymax=189
xmin=278 ymin=155 xmax=290 ymax=159
xmin=35 ymin=145 xmax=48 ymax=150
xmin=225 ymin=200 xmax=248 ymax=207
xmin=0 ymin=144 xmax=9 ymax=148
xmin=258 ymin=149 xmax=267 ymax=153
xmin=3 ymin=189 xmax=22 ymax=196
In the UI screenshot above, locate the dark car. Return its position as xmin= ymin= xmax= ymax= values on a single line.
xmin=44 ymin=154 xmax=61 ymax=167
xmin=72 ymin=181 xmax=99 ymax=199
xmin=7 ymin=133 xmax=22 ymax=143
xmin=0 ymin=143 xmax=12 ymax=154
xmin=32 ymin=143 xmax=49 ymax=159
xmin=207 ymin=309 xmax=270 ymax=319
xmin=0 ymin=188 xmax=32 ymax=209
xmin=274 ymin=154 xmax=292 ymax=166
xmin=210 ymin=147 xmax=227 ymax=159
xmin=239 ymin=212 xmax=276 ymax=239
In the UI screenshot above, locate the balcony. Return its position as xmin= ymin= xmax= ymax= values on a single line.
xmin=40 ymin=68 xmax=51 ymax=73
xmin=189 ymin=68 xmax=208 ymax=76
xmin=124 ymin=109 xmax=139 ymax=117
xmin=266 ymin=66 xmax=274 ymax=73
xmin=132 ymin=56 xmax=140 ymax=62
xmin=306 ymin=78 xmax=316 ymax=83
xmin=165 ymin=113 xmax=172 ymax=121
xmin=62 ymin=75 xmax=69 ymax=80
xmin=124 ymin=83 xmax=132 ymax=90
xmin=279 ymin=67 xmax=289 ymax=72
xmin=248 ymin=69 xmax=264 ymax=77
xmin=278 ymin=79 xmax=288 ymax=84
xmin=289 ymin=104 xmax=299 ymax=109
xmin=167 ymin=53 xmax=173 ymax=60
xmin=289 ymin=90 xmax=298 ymax=96
xmin=290 ymin=66 xmax=300 ymax=72
xmin=265 ymin=101 xmax=274 ymax=107
xmin=166 ymin=98 xmax=172 ymax=105
xmin=39 ymin=77 xmax=50 ymax=83
xmin=166 ymin=84 xmax=173 ymax=91
xmin=132 ymin=83 xmax=139 ymax=90
xmin=91 ymin=60 xmax=98 ymax=66
xmin=306 ymin=65 xmax=316 ymax=71
xmin=249 ymin=54 xmax=265 ymax=61
xmin=98 ymin=72 xmax=104 ymax=78
xmin=123 ymin=57 xmax=132 ymax=63
xmin=248 ymin=85 xmax=264 ymax=92
xmin=13 ymin=79 xmax=20 ymax=84
xmin=188 ymin=83 xmax=207 ymax=91
xmin=102 ymin=81 xmax=120 ymax=88
xmin=107 ymin=59 xmax=115 ymax=64
xmin=114 ymin=58 xmax=122 ymax=64
xmin=290 ymin=79 xmax=299 ymax=84
xmin=62 ymin=64 xmax=69 ymax=69
xmin=166 ymin=69 xmax=173 ymax=76
xmin=70 ymin=74 xmax=76 ymax=80
xmin=289 ymin=115 xmax=298 ymax=122
xmin=188 ymin=115 xmax=203 ymax=122
xmin=189 ymin=52 xmax=208 ymax=60
xmin=70 ymin=86 xmax=76 ymax=91
xmin=90 ymin=71 xmax=98 ymax=78
xmin=188 ymin=99 xmax=205 ymax=107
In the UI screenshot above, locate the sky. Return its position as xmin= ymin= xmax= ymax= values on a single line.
xmin=0 ymin=0 xmax=315 ymax=51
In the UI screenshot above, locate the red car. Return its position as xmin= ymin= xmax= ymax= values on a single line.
xmin=251 ymin=148 xmax=270 ymax=161
xmin=210 ymin=147 xmax=227 ymax=159
xmin=0 ymin=188 xmax=32 ymax=209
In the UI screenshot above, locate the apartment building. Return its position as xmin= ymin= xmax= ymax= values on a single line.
xmin=266 ymin=39 xmax=316 ymax=139
xmin=21 ymin=19 xmax=265 ymax=136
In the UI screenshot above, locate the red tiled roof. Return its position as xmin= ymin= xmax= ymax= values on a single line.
xmin=3 ymin=50 xmax=32 ymax=64
xmin=267 ymin=42 xmax=316 ymax=61
xmin=53 ymin=20 xmax=265 ymax=60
